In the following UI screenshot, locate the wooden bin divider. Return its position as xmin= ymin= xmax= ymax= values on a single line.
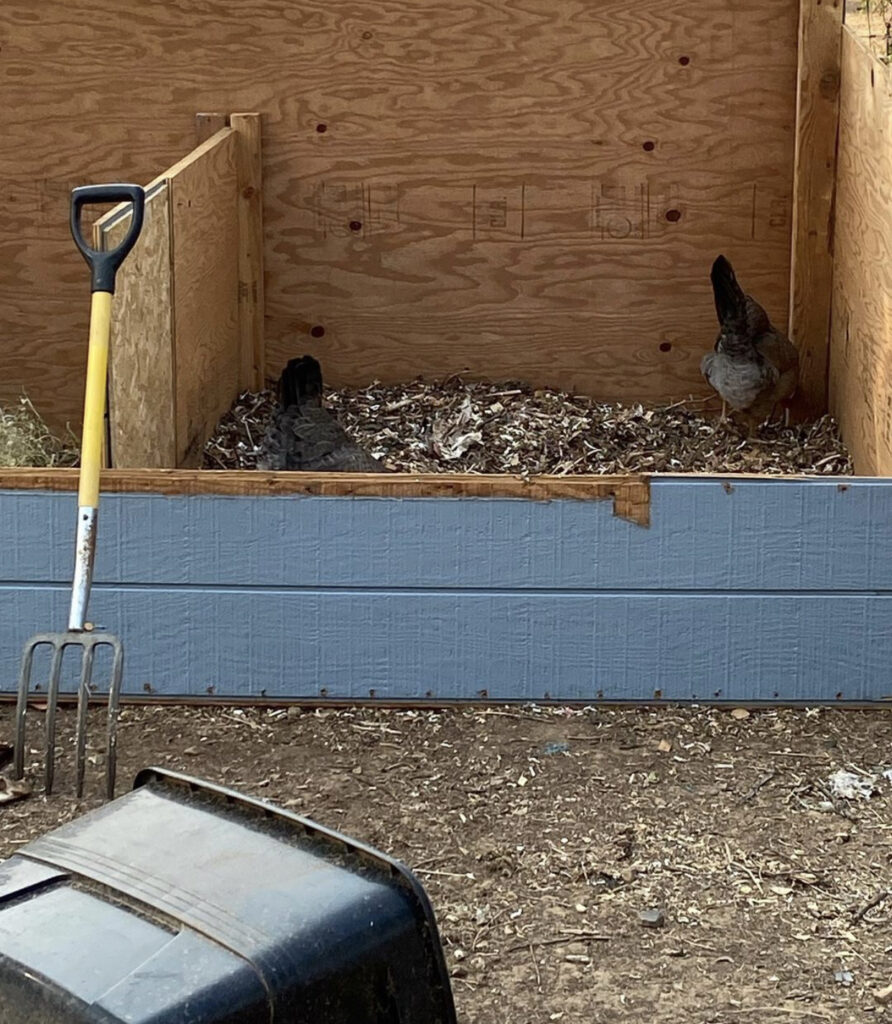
xmin=93 ymin=115 xmax=264 ymax=469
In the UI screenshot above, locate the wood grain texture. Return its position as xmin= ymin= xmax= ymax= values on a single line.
xmin=231 ymin=113 xmax=266 ymax=390
xmin=95 ymin=186 xmax=177 ymax=468
xmin=195 ymin=112 xmax=228 ymax=145
xmin=0 ymin=479 xmax=889 ymax=701
xmin=0 ymin=468 xmax=650 ymax=525
xmin=91 ymin=130 xmax=246 ymax=468
xmin=0 ymin=0 xmax=800 ymax=430
xmin=789 ymin=0 xmax=843 ymax=418
xmin=170 ymin=130 xmax=241 ymax=467
xmin=829 ymin=30 xmax=892 ymax=474
xmin=261 ymin=151 xmax=795 ymax=401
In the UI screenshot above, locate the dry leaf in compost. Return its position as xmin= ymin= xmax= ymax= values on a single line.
xmin=203 ymin=377 xmax=853 ymax=477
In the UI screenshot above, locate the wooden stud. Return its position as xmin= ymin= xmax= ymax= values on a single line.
xmin=788 ymin=0 xmax=844 ymax=419
xmin=0 ymin=467 xmax=651 ymax=525
xmin=231 ymin=113 xmax=266 ymax=390
xmin=828 ymin=30 xmax=892 ymax=475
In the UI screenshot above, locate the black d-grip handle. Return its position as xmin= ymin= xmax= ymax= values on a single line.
xmin=70 ymin=184 xmax=146 ymax=294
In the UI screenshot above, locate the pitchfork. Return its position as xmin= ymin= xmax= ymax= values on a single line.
xmin=13 ymin=184 xmax=146 ymax=800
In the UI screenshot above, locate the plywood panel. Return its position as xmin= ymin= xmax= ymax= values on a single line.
xmin=91 ymin=129 xmax=247 ymax=469
xmin=1 ymin=0 xmax=800 ymax=429
xmin=195 ymin=113 xmax=228 ymax=145
xmin=789 ymin=0 xmax=843 ymax=418
xmin=829 ymin=30 xmax=892 ymax=474
xmin=170 ymin=130 xmax=241 ymax=466
xmin=96 ymin=186 xmax=177 ymax=468
xmin=0 ymin=129 xmax=196 ymax=433
xmin=262 ymin=149 xmax=794 ymax=397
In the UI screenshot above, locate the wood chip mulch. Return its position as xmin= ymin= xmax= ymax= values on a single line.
xmin=202 ymin=378 xmax=853 ymax=476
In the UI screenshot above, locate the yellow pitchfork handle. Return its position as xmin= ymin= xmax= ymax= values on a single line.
xmin=68 ymin=184 xmax=146 ymax=631
xmin=79 ymin=291 xmax=113 ymax=509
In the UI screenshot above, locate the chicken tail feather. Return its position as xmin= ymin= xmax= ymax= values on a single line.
xmin=710 ymin=255 xmax=747 ymax=327
xmin=280 ymin=354 xmax=323 ymax=409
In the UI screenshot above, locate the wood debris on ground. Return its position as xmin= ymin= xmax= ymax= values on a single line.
xmin=202 ymin=377 xmax=853 ymax=476
xmin=2 ymin=702 xmax=890 ymax=1023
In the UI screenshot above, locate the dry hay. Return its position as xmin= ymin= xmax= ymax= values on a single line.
xmin=0 ymin=395 xmax=78 ymax=468
xmin=203 ymin=377 xmax=853 ymax=476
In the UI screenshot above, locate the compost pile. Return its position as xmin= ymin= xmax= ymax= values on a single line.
xmin=203 ymin=377 xmax=853 ymax=476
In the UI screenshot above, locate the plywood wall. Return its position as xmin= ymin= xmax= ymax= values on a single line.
xmin=829 ymin=29 xmax=892 ymax=475
xmin=100 ymin=186 xmax=178 ymax=469
xmin=96 ymin=126 xmax=259 ymax=468
xmin=167 ymin=130 xmax=242 ymax=466
xmin=789 ymin=0 xmax=843 ymax=418
xmin=1 ymin=0 xmax=800 ymax=430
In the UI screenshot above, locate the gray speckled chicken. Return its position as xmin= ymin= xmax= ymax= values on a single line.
xmin=700 ymin=255 xmax=799 ymax=433
xmin=257 ymin=355 xmax=386 ymax=472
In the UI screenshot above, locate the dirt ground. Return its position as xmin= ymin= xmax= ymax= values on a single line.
xmin=1 ymin=703 xmax=891 ymax=1023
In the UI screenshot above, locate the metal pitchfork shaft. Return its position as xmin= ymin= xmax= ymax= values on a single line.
xmin=13 ymin=183 xmax=145 ymax=800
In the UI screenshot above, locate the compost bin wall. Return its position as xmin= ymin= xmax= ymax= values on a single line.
xmin=829 ymin=27 xmax=892 ymax=477
xmin=1 ymin=475 xmax=890 ymax=703
xmin=2 ymin=0 xmax=805 ymax=432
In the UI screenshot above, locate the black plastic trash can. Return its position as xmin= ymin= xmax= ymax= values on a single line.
xmin=0 ymin=767 xmax=456 ymax=1023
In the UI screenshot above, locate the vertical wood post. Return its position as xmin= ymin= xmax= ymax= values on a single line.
xmin=789 ymin=0 xmax=844 ymax=417
xmin=231 ymin=113 xmax=265 ymax=391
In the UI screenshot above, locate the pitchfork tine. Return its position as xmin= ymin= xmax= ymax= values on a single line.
xmin=105 ymin=637 xmax=124 ymax=800
xmin=13 ymin=641 xmax=38 ymax=781
xmin=44 ymin=643 xmax=65 ymax=796
xmin=74 ymin=642 xmax=95 ymax=799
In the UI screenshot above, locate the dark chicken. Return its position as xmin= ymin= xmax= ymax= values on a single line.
xmin=700 ymin=255 xmax=799 ymax=432
xmin=257 ymin=355 xmax=386 ymax=472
